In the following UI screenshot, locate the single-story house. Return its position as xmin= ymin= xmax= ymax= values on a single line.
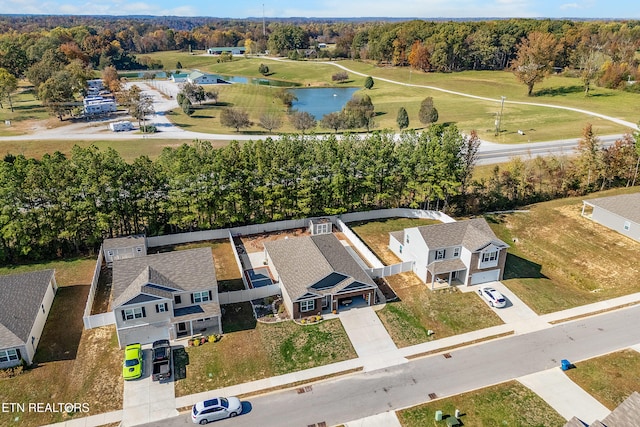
xmin=103 ymin=234 xmax=147 ymax=267
xmin=207 ymin=46 xmax=246 ymax=55
xmin=264 ymin=234 xmax=379 ymax=318
xmin=170 ymin=73 xmax=189 ymax=83
xmin=187 ymin=71 xmax=219 ymax=85
xmin=0 ymin=270 xmax=57 ymax=368
xmin=581 ymin=192 xmax=640 ymax=243
xmin=389 ymin=218 xmax=510 ymax=287
xmin=111 ymin=247 xmax=222 ymax=348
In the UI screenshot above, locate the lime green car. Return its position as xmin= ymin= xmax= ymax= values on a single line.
xmin=123 ymin=343 xmax=143 ymax=380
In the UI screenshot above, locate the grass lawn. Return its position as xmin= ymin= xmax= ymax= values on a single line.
xmin=150 ymin=239 xmax=244 ymax=292
xmin=565 ymin=349 xmax=640 ymax=410
xmin=487 ymin=187 xmax=640 ymax=314
xmin=174 ymin=302 xmax=356 ymax=396
xmin=0 ymin=256 xmax=122 ymax=427
xmin=397 ymin=381 xmax=566 ymax=427
xmin=349 ymin=218 xmax=503 ymax=347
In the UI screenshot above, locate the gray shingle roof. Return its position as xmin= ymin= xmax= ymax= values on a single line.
xmin=601 ymin=391 xmax=640 ymax=426
xmin=0 ymin=270 xmax=55 ymax=347
xmin=390 ymin=230 xmax=404 ymax=244
xmin=264 ymin=234 xmax=376 ymax=301
xmin=417 ymin=218 xmax=509 ymax=251
xmin=103 ymin=234 xmax=146 ymax=251
xmin=586 ymin=192 xmax=640 ymax=224
xmin=112 ymin=248 xmax=216 ymax=308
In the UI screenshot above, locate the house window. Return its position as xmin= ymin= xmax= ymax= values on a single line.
xmin=175 ymin=295 xmax=182 ymax=305
xmin=300 ymin=300 xmax=315 ymax=312
xmin=624 ymin=221 xmax=631 ymax=231
xmin=453 ymin=247 xmax=460 ymax=257
xmin=122 ymin=307 xmax=146 ymax=321
xmin=156 ymin=303 xmax=168 ymax=313
xmin=42 ymin=304 xmax=45 ymax=314
xmin=399 ymin=245 xmax=403 ymax=254
xmin=107 ymin=250 xmax=113 ymax=256
xmin=435 ymin=249 xmax=446 ymax=260
xmin=482 ymin=251 xmax=499 ymax=263
xmin=0 ymin=349 xmax=19 ymax=363
xmin=31 ymin=336 xmax=35 ymax=347
xmin=405 ymin=235 xmax=410 ymax=244
xmin=193 ymin=291 xmax=211 ymax=303
xmin=136 ymin=247 xmax=143 ymax=253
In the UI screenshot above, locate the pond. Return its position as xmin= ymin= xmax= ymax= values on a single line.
xmin=289 ymin=87 xmax=360 ymax=119
xmin=216 ymin=75 xmax=297 ymax=87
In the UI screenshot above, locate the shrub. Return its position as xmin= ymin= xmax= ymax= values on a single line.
xmin=140 ymin=125 xmax=157 ymax=133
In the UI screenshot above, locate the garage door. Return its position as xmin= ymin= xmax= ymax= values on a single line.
xmin=119 ymin=324 xmax=169 ymax=348
xmin=470 ymin=269 xmax=500 ymax=285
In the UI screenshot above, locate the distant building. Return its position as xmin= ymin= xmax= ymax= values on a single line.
xmin=170 ymin=73 xmax=189 ymax=83
xmin=582 ymin=193 xmax=640 ymax=243
xmin=187 ymin=71 xmax=219 ymax=85
xmin=83 ymin=96 xmax=117 ymax=116
xmin=207 ymin=46 xmax=246 ymax=55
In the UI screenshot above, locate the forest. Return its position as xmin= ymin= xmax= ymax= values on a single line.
xmin=0 ymin=124 xmax=638 ymax=262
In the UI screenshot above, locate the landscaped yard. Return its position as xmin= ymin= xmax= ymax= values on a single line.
xmin=174 ymin=302 xmax=356 ymax=396
xmin=0 ymin=257 xmax=122 ymax=427
xmin=149 ymin=239 xmax=244 ymax=291
xmin=349 ymin=218 xmax=503 ymax=347
xmin=397 ymin=381 xmax=566 ymax=427
xmin=565 ymin=349 xmax=640 ymax=410
xmin=488 ymin=187 xmax=640 ymax=314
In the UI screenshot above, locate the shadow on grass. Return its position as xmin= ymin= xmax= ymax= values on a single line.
xmin=34 ymin=284 xmax=88 ymax=363
xmin=222 ymin=302 xmax=257 ymax=333
xmin=172 ymin=346 xmax=189 ymax=381
xmin=534 ymin=85 xmax=584 ymax=96
xmin=503 ymin=253 xmax=547 ymax=280
xmin=219 ymin=278 xmax=245 ymax=292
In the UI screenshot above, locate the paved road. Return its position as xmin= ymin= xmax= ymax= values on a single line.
xmin=147 ymin=304 xmax=640 ymax=427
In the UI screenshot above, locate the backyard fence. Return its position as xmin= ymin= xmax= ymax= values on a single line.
xmin=83 ymin=311 xmax=116 ymax=329
xmin=340 ymin=208 xmax=455 ymax=223
xmin=335 ymin=218 xmax=385 ymax=269
xmin=228 ymin=230 xmax=250 ymax=290
xmin=82 ymin=246 xmax=116 ymax=329
xmin=366 ymin=261 xmax=414 ymax=278
xmin=218 ymin=284 xmax=281 ymax=305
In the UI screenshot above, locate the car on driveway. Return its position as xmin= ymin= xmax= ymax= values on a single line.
xmin=478 ymin=286 xmax=507 ymax=308
xmin=191 ymin=397 xmax=242 ymax=424
xmin=123 ymin=343 xmax=143 ymax=380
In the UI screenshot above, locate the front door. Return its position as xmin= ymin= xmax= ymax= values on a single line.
xmin=322 ymin=295 xmax=330 ymax=309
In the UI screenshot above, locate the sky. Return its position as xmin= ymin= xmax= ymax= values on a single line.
xmin=0 ymin=0 xmax=638 ymax=19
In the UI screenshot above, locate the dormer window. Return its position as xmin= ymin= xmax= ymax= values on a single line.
xmin=435 ymin=249 xmax=446 ymax=260
xmin=453 ymin=247 xmax=460 ymax=257
xmin=482 ymin=251 xmax=498 ymax=263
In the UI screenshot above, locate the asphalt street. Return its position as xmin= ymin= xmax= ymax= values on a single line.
xmin=148 ymin=304 xmax=640 ymax=427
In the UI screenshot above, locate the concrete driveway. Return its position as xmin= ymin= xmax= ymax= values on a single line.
xmin=122 ymin=347 xmax=178 ymax=426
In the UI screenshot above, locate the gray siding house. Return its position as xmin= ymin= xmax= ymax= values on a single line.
xmin=0 ymin=270 xmax=57 ymax=368
xmin=389 ymin=218 xmax=509 ymax=287
xmin=581 ymin=193 xmax=640 ymax=243
xmin=111 ymin=248 xmax=221 ymax=348
xmin=264 ymin=234 xmax=379 ymax=318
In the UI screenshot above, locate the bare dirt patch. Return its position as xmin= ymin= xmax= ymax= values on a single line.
xmin=239 ymin=227 xmax=310 ymax=253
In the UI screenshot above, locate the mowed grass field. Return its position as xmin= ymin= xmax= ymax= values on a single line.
xmin=139 ymin=52 xmax=634 ymax=142
xmin=348 ymin=218 xmax=504 ymax=347
xmin=565 ymin=349 xmax=640 ymax=410
xmin=488 ymin=187 xmax=640 ymax=314
xmin=0 ymin=257 xmax=123 ymax=427
xmin=397 ymin=381 xmax=566 ymax=427
xmin=174 ymin=302 xmax=357 ymax=396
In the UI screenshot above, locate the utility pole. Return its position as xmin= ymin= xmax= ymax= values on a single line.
xmin=495 ymin=96 xmax=506 ymax=136
xmin=262 ymin=3 xmax=266 ymax=38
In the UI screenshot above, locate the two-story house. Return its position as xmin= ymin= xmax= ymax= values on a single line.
xmin=389 ymin=218 xmax=509 ymax=288
xmin=0 ymin=270 xmax=57 ymax=368
xmin=111 ymin=247 xmax=221 ymax=348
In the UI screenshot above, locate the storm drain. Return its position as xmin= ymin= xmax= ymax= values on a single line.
xmin=297 ymin=385 xmax=313 ymax=394
xmin=308 ymin=423 xmax=326 ymax=427
xmin=443 ymin=353 xmax=452 ymax=359
xmin=429 ymin=392 xmax=438 ymax=400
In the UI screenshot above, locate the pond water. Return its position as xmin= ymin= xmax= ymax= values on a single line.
xmin=289 ymin=87 xmax=360 ymax=119
xmin=216 ymin=75 xmax=297 ymax=87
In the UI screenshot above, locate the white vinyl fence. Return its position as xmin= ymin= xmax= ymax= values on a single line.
xmin=366 ymin=261 xmax=414 ymax=278
xmin=218 ymin=284 xmax=281 ymax=305
xmin=336 ymin=218 xmax=385 ymax=269
xmin=83 ymin=311 xmax=116 ymax=329
xmin=340 ymin=208 xmax=455 ymax=223
xmin=229 ymin=230 xmax=250 ymax=290
xmin=83 ymin=246 xmax=117 ymax=329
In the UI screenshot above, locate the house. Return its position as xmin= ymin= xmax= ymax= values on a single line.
xmin=103 ymin=235 xmax=147 ymax=267
xmin=564 ymin=391 xmax=640 ymax=426
xmin=207 ymin=46 xmax=246 ymax=55
xmin=264 ymin=234 xmax=379 ymax=318
xmin=111 ymin=248 xmax=222 ymax=348
xmin=389 ymin=218 xmax=510 ymax=287
xmin=170 ymin=73 xmax=189 ymax=83
xmin=581 ymin=193 xmax=640 ymax=243
xmin=187 ymin=71 xmax=219 ymax=85
xmin=0 ymin=270 xmax=57 ymax=368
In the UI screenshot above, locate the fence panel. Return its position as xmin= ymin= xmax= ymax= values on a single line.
xmin=83 ymin=311 xmax=116 ymax=329
xmin=218 ymin=284 xmax=281 ymax=305
xmin=228 ymin=230 xmax=249 ymax=290
xmin=83 ymin=246 xmax=104 ymax=321
xmin=147 ymin=229 xmax=229 ymax=248
xmin=340 ymin=208 xmax=454 ymax=223
xmin=366 ymin=261 xmax=414 ymax=278
xmin=336 ymin=219 xmax=385 ymax=269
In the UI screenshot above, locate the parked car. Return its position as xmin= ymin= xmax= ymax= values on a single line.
xmin=191 ymin=397 xmax=242 ymax=424
xmin=151 ymin=339 xmax=172 ymax=381
xmin=122 ymin=343 xmax=143 ymax=380
xmin=478 ymin=286 xmax=507 ymax=308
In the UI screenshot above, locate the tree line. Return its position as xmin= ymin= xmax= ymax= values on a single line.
xmin=1 ymin=123 xmax=638 ymax=262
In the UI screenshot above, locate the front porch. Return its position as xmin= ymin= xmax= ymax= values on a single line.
xmin=172 ymin=301 xmax=222 ymax=339
xmin=427 ymin=258 xmax=466 ymax=290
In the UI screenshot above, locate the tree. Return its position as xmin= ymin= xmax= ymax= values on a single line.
xmin=259 ymin=112 xmax=282 ymax=132
xmin=289 ymin=111 xmax=317 ymax=133
xmin=0 ymin=67 xmax=18 ymax=111
xmin=267 ymin=24 xmax=310 ymax=55
xmin=258 ymin=63 xmax=269 ymax=75
xmin=512 ymin=31 xmax=560 ymax=96
xmin=364 ymin=76 xmax=374 ymax=90
xmin=408 ymin=40 xmax=431 ymax=71
xmin=101 ymin=65 xmax=121 ymax=93
xmin=332 ymin=71 xmax=349 ymax=82
xmin=342 ymin=94 xmax=375 ymax=131
xmin=131 ymin=94 xmax=155 ymax=130
xmin=220 ymin=108 xmax=251 ymax=132
xmin=320 ymin=112 xmax=344 ymax=132
xmin=275 ymin=89 xmax=297 ymax=110
xmin=38 ymin=70 xmax=76 ymax=120
xmin=575 ymin=123 xmax=602 ymax=189
xmin=396 ymin=107 xmax=409 ymax=130
xmin=418 ymin=97 xmax=438 ymax=125
xmin=175 ymin=61 xmax=183 ymax=70
xmin=458 ymin=130 xmax=481 ymax=198
xmin=181 ymin=97 xmax=194 ymax=116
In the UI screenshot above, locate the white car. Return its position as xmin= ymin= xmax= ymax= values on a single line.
xmin=478 ymin=286 xmax=507 ymax=308
xmin=191 ymin=397 xmax=242 ymax=424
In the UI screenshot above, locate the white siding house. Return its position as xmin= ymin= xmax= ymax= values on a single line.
xmin=582 ymin=193 xmax=640 ymax=243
